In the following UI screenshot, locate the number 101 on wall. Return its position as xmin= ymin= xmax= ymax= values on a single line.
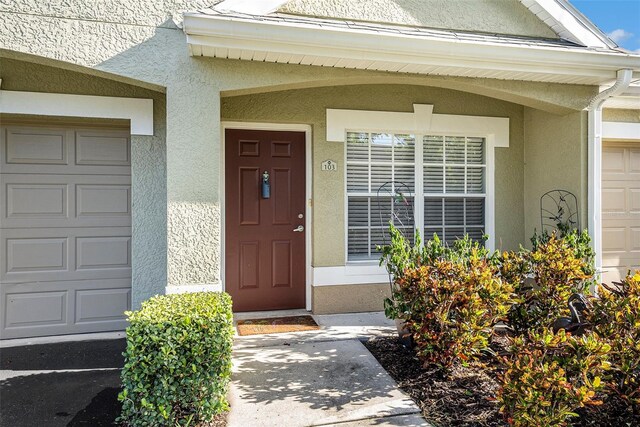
xmin=321 ymin=160 xmax=337 ymax=171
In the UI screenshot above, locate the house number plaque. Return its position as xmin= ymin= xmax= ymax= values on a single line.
xmin=321 ymin=160 xmax=338 ymax=171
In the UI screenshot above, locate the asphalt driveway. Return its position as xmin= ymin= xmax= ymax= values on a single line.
xmin=0 ymin=338 xmax=125 ymax=427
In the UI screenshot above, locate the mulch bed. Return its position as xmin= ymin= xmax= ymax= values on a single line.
xmin=364 ymin=336 xmax=639 ymax=427
xmin=236 ymin=315 xmax=319 ymax=336
xmin=118 ymin=412 xmax=227 ymax=427
xmin=197 ymin=413 xmax=227 ymax=427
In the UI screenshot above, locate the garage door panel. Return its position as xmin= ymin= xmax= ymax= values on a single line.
xmin=75 ymin=288 xmax=131 ymax=324
xmin=4 ymin=290 xmax=68 ymax=329
xmin=602 ymin=227 xmax=627 ymax=252
xmin=6 ymin=237 xmax=68 ymax=273
xmin=630 ymin=149 xmax=640 ymax=173
xmin=602 ymin=188 xmax=626 ymax=213
xmin=6 ymin=183 xmax=68 ymax=218
xmin=630 ymin=189 xmax=640 ymax=213
xmin=1 ymin=127 xmax=130 ymax=175
xmin=1 ymin=174 xmax=131 ymax=228
xmin=3 ymin=127 xmax=69 ymax=165
xmin=1 ymin=227 xmax=131 ymax=283
xmin=632 ymin=228 xmax=640 ymax=252
xmin=76 ymin=131 xmax=130 ymax=166
xmin=602 ymin=256 xmax=640 ymax=281
xmin=77 ymin=184 xmax=130 ymax=217
xmin=602 ymin=266 xmax=628 ymax=284
xmin=76 ymin=236 xmax=131 ymax=270
xmin=1 ymin=279 xmax=130 ymax=339
xmin=603 ymin=147 xmax=625 ymax=173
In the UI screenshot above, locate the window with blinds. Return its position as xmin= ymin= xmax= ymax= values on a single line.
xmin=346 ymin=132 xmax=487 ymax=261
xmin=346 ymin=133 xmax=416 ymax=261
xmin=423 ymin=135 xmax=486 ymax=245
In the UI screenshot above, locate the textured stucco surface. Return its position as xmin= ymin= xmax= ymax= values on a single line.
xmin=0 ymin=58 xmax=167 ymax=309
xmin=279 ymin=0 xmax=557 ymax=38
xmin=222 ymin=84 xmax=527 ymax=264
xmin=523 ymin=108 xmax=588 ymax=244
xmin=603 ymin=108 xmax=640 ymax=123
xmin=0 ymin=6 xmax=224 ymax=289
xmin=0 ymin=1 xmax=596 ymax=306
xmin=0 ymin=0 xmax=219 ymax=28
xmin=312 ymin=283 xmax=391 ymax=314
xmin=218 ymin=62 xmax=597 ymax=115
xmin=167 ymin=202 xmax=220 ymax=286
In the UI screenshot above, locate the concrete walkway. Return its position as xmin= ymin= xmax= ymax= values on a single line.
xmin=229 ymin=312 xmax=428 ymax=426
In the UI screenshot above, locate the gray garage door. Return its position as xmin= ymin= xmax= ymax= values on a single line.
xmin=1 ymin=125 xmax=132 ymax=339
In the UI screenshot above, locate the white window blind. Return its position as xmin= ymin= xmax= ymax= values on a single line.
xmin=346 ymin=133 xmax=416 ymax=261
xmin=423 ymin=135 xmax=486 ymax=245
xmin=347 ymin=132 xmax=486 ymax=261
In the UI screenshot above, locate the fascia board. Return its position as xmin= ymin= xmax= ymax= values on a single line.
xmin=530 ymin=0 xmax=609 ymax=48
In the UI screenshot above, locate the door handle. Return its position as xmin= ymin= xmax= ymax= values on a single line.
xmin=293 ymin=225 xmax=304 ymax=232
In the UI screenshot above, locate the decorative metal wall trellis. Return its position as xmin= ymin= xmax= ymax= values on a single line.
xmin=376 ymin=181 xmax=414 ymax=300
xmin=376 ymin=181 xmax=415 ymax=247
xmin=540 ymin=189 xmax=580 ymax=235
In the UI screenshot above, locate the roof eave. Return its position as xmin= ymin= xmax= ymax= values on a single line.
xmin=183 ymin=13 xmax=640 ymax=85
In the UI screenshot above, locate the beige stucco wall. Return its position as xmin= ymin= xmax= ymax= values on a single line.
xmin=523 ymin=108 xmax=588 ymax=244
xmin=222 ymin=84 xmax=527 ymax=264
xmin=312 ymin=283 xmax=390 ymax=314
xmin=0 ymin=1 xmax=598 ymax=308
xmin=603 ymin=108 xmax=640 ymax=123
xmin=0 ymin=57 xmax=167 ymax=308
xmin=279 ymin=0 xmax=557 ymax=38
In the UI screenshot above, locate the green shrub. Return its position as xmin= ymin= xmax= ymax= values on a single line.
xmin=380 ymin=226 xmax=495 ymax=320
xmin=497 ymin=329 xmax=610 ymax=427
xmin=118 ymin=292 xmax=234 ymax=426
xmin=531 ymin=228 xmax=596 ymax=277
xmin=590 ymin=272 xmax=640 ymax=406
xmin=503 ymin=233 xmax=593 ymax=334
xmin=381 ymin=226 xmax=516 ymax=367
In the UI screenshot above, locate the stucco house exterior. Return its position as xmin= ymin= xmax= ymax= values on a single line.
xmin=0 ymin=0 xmax=639 ymax=339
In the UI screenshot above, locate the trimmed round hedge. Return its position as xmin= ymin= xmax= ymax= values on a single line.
xmin=118 ymin=292 xmax=234 ymax=426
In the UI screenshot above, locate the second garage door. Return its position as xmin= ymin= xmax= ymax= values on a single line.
xmin=0 ymin=124 xmax=132 ymax=339
xmin=602 ymin=141 xmax=640 ymax=284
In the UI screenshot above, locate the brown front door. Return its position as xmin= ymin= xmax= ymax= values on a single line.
xmin=225 ymin=129 xmax=306 ymax=312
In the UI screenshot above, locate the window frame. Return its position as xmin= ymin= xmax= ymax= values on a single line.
xmin=344 ymin=129 xmax=495 ymax=265
xmin=345 ymin=132 xmax=418 ymax=261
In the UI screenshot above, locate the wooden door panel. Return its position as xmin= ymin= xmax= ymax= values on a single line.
xmin=273 ymin=168 xmax=292 ymax=225
xmin=239 ymin=242 xmax=259 ymax=289
xmin=239 ymin=168 xmax=260 ymax=225
xmin=225 ymin=129 xmax=306 ymax=311
xmin=272 ymin=241 xmax=292 ymax=288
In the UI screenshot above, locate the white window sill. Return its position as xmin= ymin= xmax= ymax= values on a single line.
xmin=312 ymin=264 xmax=388 ymax=286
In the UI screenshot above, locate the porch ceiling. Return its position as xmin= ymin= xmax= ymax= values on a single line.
xmin=183 ymin=11 xmax=640 ymax=86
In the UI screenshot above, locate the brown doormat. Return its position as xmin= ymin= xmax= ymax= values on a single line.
xmin=236 ymin=315 xmax=320 ymax=336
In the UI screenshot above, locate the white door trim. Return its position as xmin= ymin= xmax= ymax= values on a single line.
xmin=220 ymin=122 xmax=313 ymax=311
xmin=0 ymin=90 xmax=154 ymax=136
